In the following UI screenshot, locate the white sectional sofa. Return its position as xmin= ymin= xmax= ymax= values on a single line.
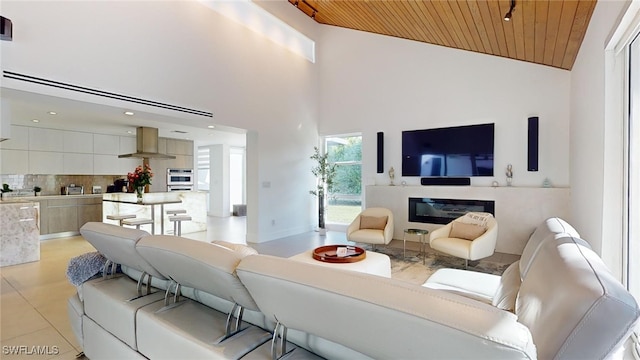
xmin=68 ymin=219 xmax=639 ymax=359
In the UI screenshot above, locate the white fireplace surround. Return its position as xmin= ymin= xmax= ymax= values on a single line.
xmin=365 ymin=185 xmax=570 ymax=255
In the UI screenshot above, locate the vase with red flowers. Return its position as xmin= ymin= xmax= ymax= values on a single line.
xmin=128 ymin=164 xmax=153 ymax=202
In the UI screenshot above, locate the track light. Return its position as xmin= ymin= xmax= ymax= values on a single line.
xmin=504 ymin=0 xmax=515 ymax=21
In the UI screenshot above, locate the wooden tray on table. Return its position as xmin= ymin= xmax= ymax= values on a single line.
xmin=312 ymin=245 xmax=366 ymax=263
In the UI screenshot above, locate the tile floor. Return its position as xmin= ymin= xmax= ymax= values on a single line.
xmin=0 ymin=216 xmax=517 ymax=359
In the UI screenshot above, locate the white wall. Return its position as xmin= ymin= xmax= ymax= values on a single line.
xmin=570 ymin=0 xmax=628 ymax=267
xmin=0 ymin=0 xmax=320 ymax=242
xmin=318 ymin=27 xmax=572 ymax=191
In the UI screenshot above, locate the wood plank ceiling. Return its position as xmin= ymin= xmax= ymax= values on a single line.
xmin=288 ymin=0 xmax=597 ymax=70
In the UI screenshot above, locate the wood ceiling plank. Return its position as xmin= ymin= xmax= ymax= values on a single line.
xmin=467 ymin=0 xmax=495 ymax=55
xmin=552 ymin=1 xmax=579 ymax=68
xmin=486 ymin=0 xmax=510 ymax=57
xmin=476 ymin=0 xmax=501 ymax=55
xmin=422 ymin=1 xmax=457 ymax=47
xmin=499 ymin=0 xmax=518 ymax=58
xmin=456 ymin=0 xmax=486 ymax=53
xmin=543 ymin=0 xmax=564 ymax=66
xmin=287 ymin=0 xmax=596 ymax=70
xmin=561 ymin=0 xmax=596 ymax=70
xmin=432 ymin=0 xmax=468 ymax=49
xmin=406 ymin=1 xmax=448 ymax=46
xmin=522 ymin=0 xmax=537 ymax=62
xmin=400 ymin=1 xmax=439 ymax=46
xmin=509 ymin=0 xmax=527 ymax=60
xmin=534 ymin=0 xmax=549 ymax=64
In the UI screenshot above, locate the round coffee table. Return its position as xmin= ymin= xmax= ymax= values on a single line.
xmin=403 ymin=228 xmax=429 ymax=264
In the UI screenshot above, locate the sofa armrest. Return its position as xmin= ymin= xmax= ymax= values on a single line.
xmin=469 ymin=222 xmax=498 ymax=260
xmin=429 ymin=223 xmax=452 ymax=243
xmin=346 ymin=216 xmax=361 ymax=237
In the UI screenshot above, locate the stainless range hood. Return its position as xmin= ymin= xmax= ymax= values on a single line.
xmin=118 ymin=126 xmax=176 ymax=159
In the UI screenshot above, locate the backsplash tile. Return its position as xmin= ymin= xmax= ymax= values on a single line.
xmin=0 ymin=174 xmax=126 ymax=196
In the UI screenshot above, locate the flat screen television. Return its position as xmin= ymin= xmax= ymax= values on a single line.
xmin=402 ymin=123 xmax=494 ymax=177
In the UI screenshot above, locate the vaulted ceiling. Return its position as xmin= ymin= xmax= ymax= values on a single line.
xmin=288 ymin=0 xmax=597 ymax=70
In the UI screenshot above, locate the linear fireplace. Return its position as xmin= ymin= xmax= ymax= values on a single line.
xmin=408 ymin=197 xmax=495 ymax=225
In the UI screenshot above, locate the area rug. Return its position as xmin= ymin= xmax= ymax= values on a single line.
xmin=359 ymin=245 xmax=512 ymax=286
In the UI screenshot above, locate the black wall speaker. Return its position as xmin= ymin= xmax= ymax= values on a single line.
xmin=377 ymin=132 xmax=384 ymax=173
xmin=421 ymin=177 xmax=471 ymax=186
xmin=528 ymin=117 xmax=539 ymax=171
xmin=1 ymin=16 xmax=12 ymax=41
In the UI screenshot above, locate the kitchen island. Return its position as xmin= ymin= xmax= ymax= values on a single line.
xmin=102 ymin=191 xmax=206 ymax=235
xmin=0 ymin=200 xmax=40 ymax=266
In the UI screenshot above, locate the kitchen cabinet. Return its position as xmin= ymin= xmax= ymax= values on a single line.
xmin=63 ymin=153 xmax=94 ymax=174
xmin=0 ymin=125 xmax=28 ymax=150
xmin=29 ymin=151 xmax=64 ymax=174
xmin=29 ymin=128 xmax=64 ymax=152
xmin=94 ymin=134 xmax=120 ymax=155
xmin=120 ymin=136 xmax=136 ymax=153
xmin=35 ymin=200 xmax=48 ymax=234
xmin=93 ymin=154 xmax=121 ymax=175
xmin=77 ymin=197 xmax=102 ymax=228
xmin=1 ymin=149 xmax=29 ymax=174
xmin=47 ymin=198 xmax=78 ymax=234
xmin=166 ymin=139 xmax=193 ymax=156
xmin=63 ymin=131 xmax=93 ymax=153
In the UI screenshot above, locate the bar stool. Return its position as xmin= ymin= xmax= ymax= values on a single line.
xmin=122 ymin=218 xmax=154 ymax=231
xmin=106 ymin=214 xmax=136 ymax=226
xmin=169 ymin=215 xmax=192 ymax=236
xmin=166 ymin=209 xmax=187 ymax=215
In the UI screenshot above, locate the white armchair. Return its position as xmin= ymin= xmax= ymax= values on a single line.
xmin=346 ymin=208 xmax=394 ymax=249
xmin=429 ymin=212 xmax=498 ymax=268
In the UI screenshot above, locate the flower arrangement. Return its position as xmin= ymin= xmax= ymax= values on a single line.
xmin=128 ymin=164 xmax=153 ymax=200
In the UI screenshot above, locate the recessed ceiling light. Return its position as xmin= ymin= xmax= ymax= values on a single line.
xmin=48 ymin=111 xmax=57 ymax=115
xmin=207 ymin=125 xmax=215 ymax=129
xmin=124 ymin=111 xmax=134 ymax=116
xmin=127 ymin=130 xmax=134 ymax=134
xmin=32 ymin=119 xmax=40 ymax=123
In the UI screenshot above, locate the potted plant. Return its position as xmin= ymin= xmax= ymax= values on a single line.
xmin=33 ymin=186 xmax=42 ymax=196
xmin=1 ymin=183 xmax=12 ymax=200
xmin=309 ymin=146 xmax=336 ymax=235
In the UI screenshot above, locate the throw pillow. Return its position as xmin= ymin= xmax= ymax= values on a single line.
xmin=449 ymin=221 xmax=487 ymax=240
xmin=360 ymin=215 xmax=388 ymax=230
xmin=459 ymin=212 xmax=492 ymax=227
xmin=211 ymin=240 xmax=258 ymax=258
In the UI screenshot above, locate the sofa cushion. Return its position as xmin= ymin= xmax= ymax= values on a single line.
xmin=136 ymin=235 xmax=259 ymax=311
xmin=516 ymin=236 xmax=640 ymax=359
xmin=79 ymin=222 xmax=166 ymax=280
xmin=82 ymin=276 xmax=164 ymax=350
xmin=449 ymin=221 xmax=486 ymax=240
xmin=519 ymin=217 xmax=582 ymax=280
xmin=359 ymin=215 xmax=387 ymax=230
xmin=238 ymin=254 xmax=537 ymax=360
xmin=491 ymin=261 xmax=521 ymax=312
xmin=422 ymin=268 xmax=500 ymax=304
xmin=211 ymin=240 xmax=258 ymax=257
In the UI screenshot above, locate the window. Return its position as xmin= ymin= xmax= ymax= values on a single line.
xmin=324 ymin=135 xmax=362 ymax=225
xmin=626 ymin=32 xmax=640 ymax=301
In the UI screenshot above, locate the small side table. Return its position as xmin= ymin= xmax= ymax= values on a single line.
xmin=403 ymin=228 xmax=430 ymax=263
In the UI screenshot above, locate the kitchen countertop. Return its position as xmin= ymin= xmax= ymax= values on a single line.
xmin=1 ymin=194 xmax=103 ymax=202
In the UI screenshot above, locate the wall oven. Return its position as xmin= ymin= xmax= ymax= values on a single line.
xmin=167 ymin=168 xmax=194 ymax=191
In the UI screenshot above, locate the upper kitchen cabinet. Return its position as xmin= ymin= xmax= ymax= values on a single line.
xmin=0 ymin=125 xmax=28 ymax=150
xmin=1 ymin=149 xmax=28 ymax=174
xmin=63 ymin=131 xmax=93 ymax=153
xmin=166 ymin=139 xmax=193 ymax=156
xmin=29 ymin=128 xmax=64 ymax=151
xmin=63 ymin=153 xmax=94 ymax=174
xmin=29 ymin=151 xmax=63 ymax=174
xmin=94 ymin=134 xmax=120 ymax=155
